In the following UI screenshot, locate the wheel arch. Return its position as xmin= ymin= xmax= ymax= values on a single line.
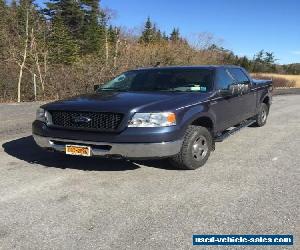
xmin=190 ymin=116 xmax=214 ymax=131
xmin=263 ymin=95 xmax=270 ymax=107
xmin=188 ymin=115 xmax=215 ymax=150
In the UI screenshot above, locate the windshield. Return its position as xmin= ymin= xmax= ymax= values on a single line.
xmin=98 ymin=68 xmax=214 ymax=92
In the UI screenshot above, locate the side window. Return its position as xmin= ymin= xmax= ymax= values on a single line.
xmin=228 ymin=68 xmax=250 ymax=84
xmin=215 ymin=69 xmax=235 ymax=90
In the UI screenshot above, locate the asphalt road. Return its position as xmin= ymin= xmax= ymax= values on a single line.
xmin=0 ymin=95 xmax=299 ymax=250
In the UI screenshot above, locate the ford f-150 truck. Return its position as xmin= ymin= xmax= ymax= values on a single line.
xmin=32 ymin=65 xmax=272 ymax=170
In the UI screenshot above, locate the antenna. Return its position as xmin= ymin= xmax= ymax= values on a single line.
xmin=154 ymin=62 xmax=161 ymax=67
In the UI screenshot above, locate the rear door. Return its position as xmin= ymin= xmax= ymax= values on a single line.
xmin=210 ymin=68 xmax=242 ymax=132
xmin=228 ymin=68 xmax=256 ymax=120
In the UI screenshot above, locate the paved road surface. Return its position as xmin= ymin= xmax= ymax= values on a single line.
xmin=0 ymin=95 xmax=299 ymax=249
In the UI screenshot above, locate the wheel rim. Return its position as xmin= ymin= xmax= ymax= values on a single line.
xmin=261 ymin=108 xmax=267 ymax=123
xmin=192 ymin=135 xmax=208 ymax=161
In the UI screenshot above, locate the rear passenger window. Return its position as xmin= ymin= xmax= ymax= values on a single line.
xmin=215 ymin=69 xmax=235 ymax=90
xmin=229 ymin=68 xmax=250 ymax=84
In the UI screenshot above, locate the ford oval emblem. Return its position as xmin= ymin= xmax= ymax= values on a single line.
xmin=72 ymin=115 xmax=91 ymax=123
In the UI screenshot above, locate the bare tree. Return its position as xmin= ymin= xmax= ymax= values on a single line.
xmin=30 ymin=28 xmax=47 ymax=95
xmin=17 ymin=8 xmax=29 ymax=102
xmin=113 ymin=28 xmax=120 ymax=67
xmin=105 ymin=28 xmax=109 ymax=64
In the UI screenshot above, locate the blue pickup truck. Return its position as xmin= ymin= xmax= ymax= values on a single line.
xmin=32 ymin=65 xmax=272 ymax=170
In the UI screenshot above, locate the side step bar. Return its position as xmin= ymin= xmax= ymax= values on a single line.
xmin=214 ymin=119 xmax=256 ymax=142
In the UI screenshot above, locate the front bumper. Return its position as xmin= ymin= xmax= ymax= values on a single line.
xmin=32 ymin=120 xmax=184 ymax=143
xmin=33 ymin=134 xmax=183 ymax=159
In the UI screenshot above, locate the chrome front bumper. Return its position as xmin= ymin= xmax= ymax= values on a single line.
xmin=33 ymin=134 xmax=183 ymax=159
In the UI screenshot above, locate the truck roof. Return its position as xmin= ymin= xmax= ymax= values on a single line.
xmin=136 ymin=65 xmax=243 ymax=71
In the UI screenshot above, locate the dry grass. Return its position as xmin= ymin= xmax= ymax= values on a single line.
xmin=255 ymin=73 xmax=300 ymax=88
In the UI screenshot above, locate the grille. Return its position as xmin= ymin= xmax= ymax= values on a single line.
xmin=49 ymin=111 xmax=123 ymax=131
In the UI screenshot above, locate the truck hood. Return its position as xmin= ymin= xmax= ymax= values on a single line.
xmin=42 ymin=91 xmax=211 ymax=113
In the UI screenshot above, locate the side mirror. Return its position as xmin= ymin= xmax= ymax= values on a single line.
xmin=94 ymin=84 xmax=100 ymax=91
xmin=233 ymin=84 xmax=249 ymax=95
xmin=219 ymin=84 xmax=234 ymax=97
xmin=219 ymin=84 xmax=247 ymax=97
xmin=219 ymin=89 xmax=230 ymax=97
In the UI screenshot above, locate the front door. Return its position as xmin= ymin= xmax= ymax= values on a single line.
xmin=228 ymin=68 xmax=257 ymax=120
xmin=210 ymin=68 xmax=242 ymax=132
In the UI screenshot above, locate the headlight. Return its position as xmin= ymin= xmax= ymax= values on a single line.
xmin=36 ymin=108 xmax=51 ymax=124
xmin=36 ymin=108 xmax=46 ymax=122
xmin=128 ymin=112 xmax=176 ymax=127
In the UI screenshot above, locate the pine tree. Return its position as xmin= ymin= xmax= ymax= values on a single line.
xmin=44 ymin=0 xmax=85 ymax=39
xmin=81 ymin=0 xmax=106 ymax=55
xmin=107 ymin=26 xmax=120 ymax=67
xmin=239 ymin=56 xmax=251 ymax=70
xmin=162 ymin=31 xmax=168 ymax=41
xmin=155 ymin=28 xmax=162 ymax=42
xmin=170 ymin=28 xmax=180 ymax=42
xmin=44 ymin=0 xmax=108 ymax=57
xmin=264 ymin=52 xmax=276 ymax=64
xmin=139 ymin=17 xmax=156 ymax=44
xmin=48 ymin=17 xmax=79 ymax=64
xmin=252 ymin=50 xmax=265 ymax=72
xmin=0 ymin=0 xmax=7 ymax=57
xmin=263 ymin=52 xmax=276 ymax=72
xmin=107 ymin=25 xmax=116 ymax=44
xmin=82 ymin=20 xmax=104 ymax=55
xmin=0 ymin=0 xmax=5 ymax=9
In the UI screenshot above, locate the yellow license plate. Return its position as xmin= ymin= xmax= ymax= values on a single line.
xmin=65 ymin=145 xmax=91 ymax=157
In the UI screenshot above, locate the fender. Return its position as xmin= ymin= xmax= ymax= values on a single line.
xmin=177 ymin=102 xmax=216 ymax=135
xmin=259 ymin=88 xmax=272 ymax=107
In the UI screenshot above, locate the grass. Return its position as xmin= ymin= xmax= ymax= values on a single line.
xmin=252 ymin=73 xmax=300 ymax=88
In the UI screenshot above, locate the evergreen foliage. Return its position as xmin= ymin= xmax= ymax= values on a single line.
xmin=0 ymin=2 xmax=298 ymax=101
xmin=48 ymin=16 xmax=80 ymax=64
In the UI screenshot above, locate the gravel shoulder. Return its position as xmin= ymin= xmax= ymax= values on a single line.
xmin=0 ymin=95 xmax=299 ymax=250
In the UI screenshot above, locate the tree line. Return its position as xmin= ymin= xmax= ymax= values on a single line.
xmin=0 ymin=0 xmax=298 ymax=102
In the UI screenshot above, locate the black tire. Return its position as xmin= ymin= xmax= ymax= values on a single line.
xmin=169 ymin=125 xmax=212 ymax=170
xmin=254 ymin=103 xmax=269 ymax=127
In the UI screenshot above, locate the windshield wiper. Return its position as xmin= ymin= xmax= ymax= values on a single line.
xmin=99 ymin=88 xmax=128 ymax=92
xmin=139 ymin=87 xmax=179 ymax=92
xmin=160 ymin=88 xmax=183 ymax=92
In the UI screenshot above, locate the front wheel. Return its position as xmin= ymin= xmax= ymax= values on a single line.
xmin=254 ymin=103 xmax=269 ymax=127
xmin=169 ymin=125 xmax=212 ymax=170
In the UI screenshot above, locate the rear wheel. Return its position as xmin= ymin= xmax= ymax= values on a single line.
xmin=255 ymin=103 xmax=269 ymax=127
xmin=169 ymin=125 xmax=212 ymax=170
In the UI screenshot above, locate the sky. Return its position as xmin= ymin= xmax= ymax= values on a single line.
xmin=101 ymin=0 xmax=300 ymax=64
